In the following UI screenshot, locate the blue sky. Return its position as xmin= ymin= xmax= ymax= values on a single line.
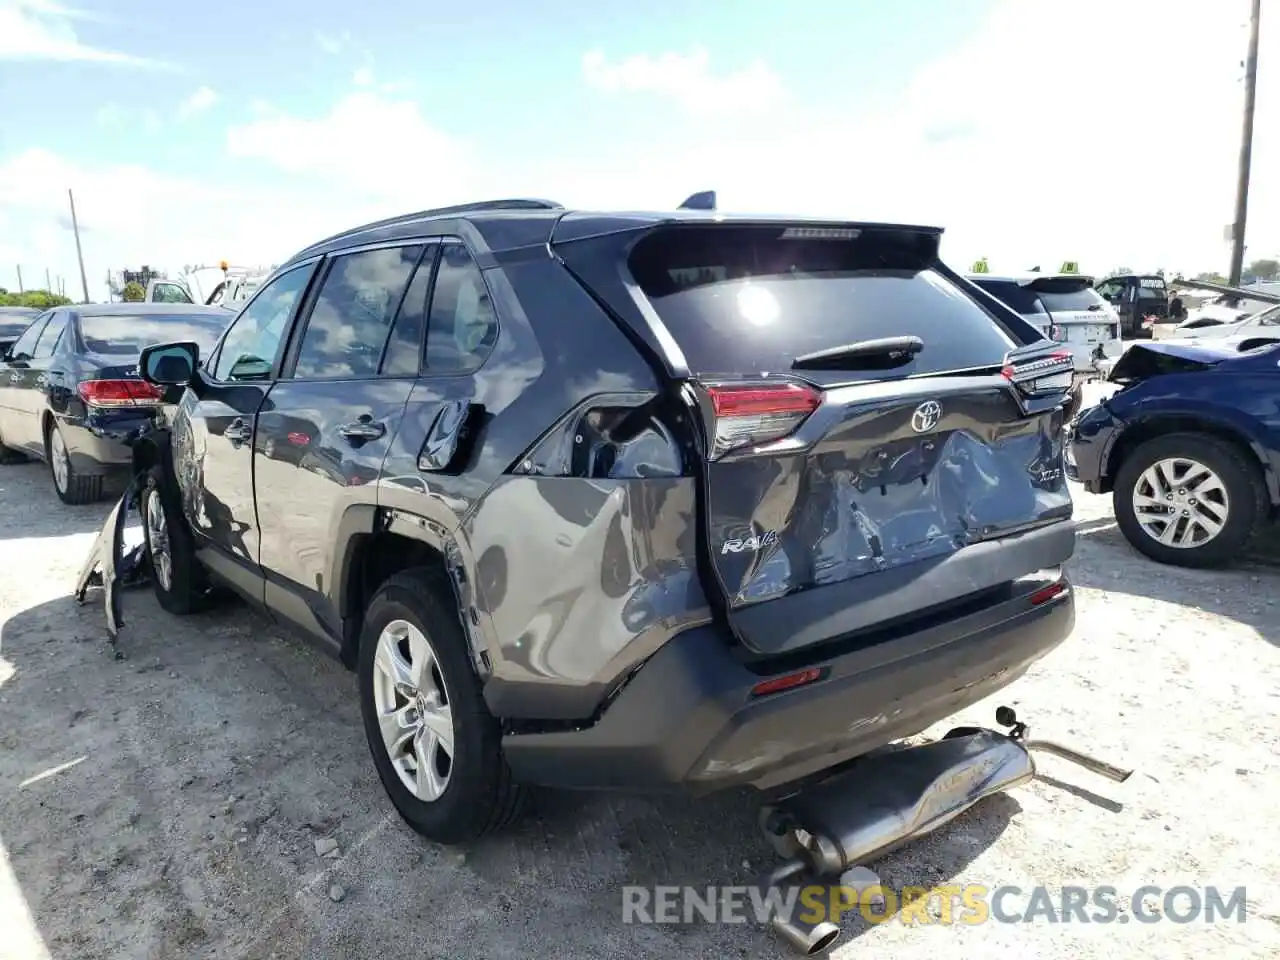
xmin=1 ymin=0 xmax=1275 ymax=299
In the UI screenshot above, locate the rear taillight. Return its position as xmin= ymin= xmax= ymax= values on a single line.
xmin=77 ymin=379 xmax=165 ymax=408
xmin=704 ymin=382 xmax=821 ymax=458
xmin=1001 ymin=349 xmax=1074 ymax=397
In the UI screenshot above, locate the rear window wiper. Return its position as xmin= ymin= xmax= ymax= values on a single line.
xmin=791 ymin=335 xmax=924 ymax=370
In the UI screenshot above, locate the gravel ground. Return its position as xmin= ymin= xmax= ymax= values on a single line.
xmin=2 ymin=441 xmax=1280 ymax=960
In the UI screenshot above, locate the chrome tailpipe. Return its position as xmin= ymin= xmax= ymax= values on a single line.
xmin=769 ymin=912 xmax=840 ymax=956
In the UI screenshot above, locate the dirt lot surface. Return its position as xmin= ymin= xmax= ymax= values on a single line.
xmin=3 ymin=450 xmax=1279 ymax=959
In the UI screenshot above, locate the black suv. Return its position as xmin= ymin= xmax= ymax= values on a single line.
xmin=85 ymin=198 xmax=1079 ymax=844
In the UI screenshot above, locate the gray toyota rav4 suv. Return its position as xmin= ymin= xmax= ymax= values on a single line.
xmin=82 ymin=197 xmax=1078 ymax=845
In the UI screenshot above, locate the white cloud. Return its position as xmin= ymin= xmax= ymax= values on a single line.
xmin=0 ymin=0 xmax=171 ymax=67
xmin=353 ymin=66 xmax=373 ymax=87
xmin=177 ymin=86 xmax=218 ymax=120
xmin=577 ymin=0 xmax=1276 ymax=277
xmin=2 ymin=1 xmax=1275 ymax=300
xmin=225 ymin=91 xmax=473 ymax=201
xmin=582 ymin=47 xmax=787 ymax=115
xmin=315 ymin=29 xmax=349 ymax=54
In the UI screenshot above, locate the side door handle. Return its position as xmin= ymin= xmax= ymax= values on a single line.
xmin=338 ymin=418 xmax=386 ymax=444
xmin=225 ymin=419 xmax=252 ymax=445
xmin=418 ymin=401 xmax=479 ymax=473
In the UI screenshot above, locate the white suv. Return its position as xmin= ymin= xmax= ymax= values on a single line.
xmin=969 ymin=273 xmax=1122 ymax=374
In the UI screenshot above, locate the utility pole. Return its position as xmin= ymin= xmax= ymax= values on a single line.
xmin=15 ymin=265 xmax=23 ymax=294
xmin=1228 ymin=0 xmax=1262 ymax=286
xmin=45 ymin=268 xmax=52 ymax=293
xmin=68 ymin=188 xmax=91 ymax=303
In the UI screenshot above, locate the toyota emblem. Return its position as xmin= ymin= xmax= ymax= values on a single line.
xmin=911 ymin=400 xmax=942 ymax=433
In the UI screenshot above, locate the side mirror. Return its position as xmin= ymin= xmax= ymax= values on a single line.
xmin=139 ymin=341 xmax=198 ymax=387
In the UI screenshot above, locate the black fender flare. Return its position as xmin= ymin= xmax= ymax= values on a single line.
xmin=329 ymin=505 xmax=490 ymax=675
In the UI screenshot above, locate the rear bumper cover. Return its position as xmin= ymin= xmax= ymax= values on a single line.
xmin=502 ymin=573 xmax=1075 ymax=793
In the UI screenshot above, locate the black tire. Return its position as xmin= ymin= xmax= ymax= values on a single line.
xmin=47 ymin=421 xmax=101 ymax=505
xmin=358 ymin=568 xmax=525 ymax=844
xmin=141 ymin=467 xmax=213 ymax=615
xmin=1113 ymin=432 xmax=1266 ymax=568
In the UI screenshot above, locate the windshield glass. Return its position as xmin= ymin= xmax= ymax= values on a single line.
xmin=79 ymin=313 xmax=229 ymax=356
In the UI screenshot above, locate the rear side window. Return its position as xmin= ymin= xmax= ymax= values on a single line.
xmin=628 ymin=226 xmax=1015 ymax=379
xmin=293 ymin=245 xmax=424 ymax=380
xmin=7 ymin=315 xmax=49 ymax=359
xmin=972 ymin=280 xmax=1046 ymax=316
xmin=1137 ymin=278 xmax=1167 ymax=299
xmin=32 ymin=312 xmax=68 ymax=359
xmin=424 ymin=243 xmax=498 ymax=374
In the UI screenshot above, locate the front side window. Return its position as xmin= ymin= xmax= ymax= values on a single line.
xmin=212 ymin=265 xmax=315 ymax=383
xmin=292 ymin=245 xmax=423 ymax=380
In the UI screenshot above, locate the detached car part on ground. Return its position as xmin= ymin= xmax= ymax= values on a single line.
xmin=76 ymin=197 xmax=1130 ymax=954
xmin=1068 ymin=335 xmax=1280 ymax=568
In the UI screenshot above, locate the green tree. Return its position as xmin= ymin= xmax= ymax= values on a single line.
xmin=121 ymin=281 xmax=145 ymax=302
xmin=0 ymin=288 xmax=72 ymax=308
xmin=1194 ymin=271 xmax=1227 ymax=284
xmin=1246 ymin=258 xmax=1279 ymax=281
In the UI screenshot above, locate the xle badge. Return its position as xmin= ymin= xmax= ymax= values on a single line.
xmin=720 ymin=530 xmax=779 ymax=555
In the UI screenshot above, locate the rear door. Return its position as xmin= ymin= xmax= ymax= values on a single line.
xmin=0 ymin=313 xmax=50 ymax=451
xmin=11 ymin=310 xmax=70 ymax=450
xmin=556 ymin=222 xmax=1075 ymax=657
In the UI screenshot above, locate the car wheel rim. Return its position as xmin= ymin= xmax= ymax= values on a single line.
xmin=371 ymin=619 xmax=454 ymax=802
xmin=145 ymin=489 xmax=173 ymax=591
xmin=1132 ymin=457 xmax=1229 ymax=549
xmin=50 ymin=429 xmax=68 ymax=493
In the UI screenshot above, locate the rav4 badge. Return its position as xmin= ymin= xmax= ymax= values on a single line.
xmin=721 ymin=530 xmax=780 ymax=555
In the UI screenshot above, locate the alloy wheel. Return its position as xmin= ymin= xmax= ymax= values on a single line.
xmin=145 ymin=489 xmax=173 ymax=591
xmin=371 ymin=619 xmax=454 ymax=801
xmin=1131 ymin=457 xmax=1230 ymax=549
xmin=50 ymin=428 xmax=69 ymax=493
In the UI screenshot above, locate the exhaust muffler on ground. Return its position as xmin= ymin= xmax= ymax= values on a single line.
xmin=756 ymin=707 xmax=1132 ymax=954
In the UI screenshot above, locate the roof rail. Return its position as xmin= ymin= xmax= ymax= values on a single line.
xmin=295 ymin=198 xmax=565 ymax=257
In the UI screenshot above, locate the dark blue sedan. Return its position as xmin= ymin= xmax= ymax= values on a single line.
xmin=1068 ymin=333 xmax=1280 ymax=567
xmin=0 ymin=303 xmax=231 ymax=504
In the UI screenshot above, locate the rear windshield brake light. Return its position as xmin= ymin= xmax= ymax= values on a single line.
xmin=78 ymin=379 xmax=164 ymax=408
xmin=703 ymin=382 xmax=821 ymax=458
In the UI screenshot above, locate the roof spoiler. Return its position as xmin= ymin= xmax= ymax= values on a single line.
xmin=678 ymin=190 xmax=716 ymax=211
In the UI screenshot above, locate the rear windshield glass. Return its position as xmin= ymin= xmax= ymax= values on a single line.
xmin=79 ymin=313 xmax=228 ymax=356
xmin=971 ymin=279 xmax=1046 ymax=315
xmin=1033 ymin=282 xmax=1109 ymax=314
xmin=1137 ymin=278 xmax=1167 ymax=299
xmin=628 ymin=226 xmax=1015 ymax=379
